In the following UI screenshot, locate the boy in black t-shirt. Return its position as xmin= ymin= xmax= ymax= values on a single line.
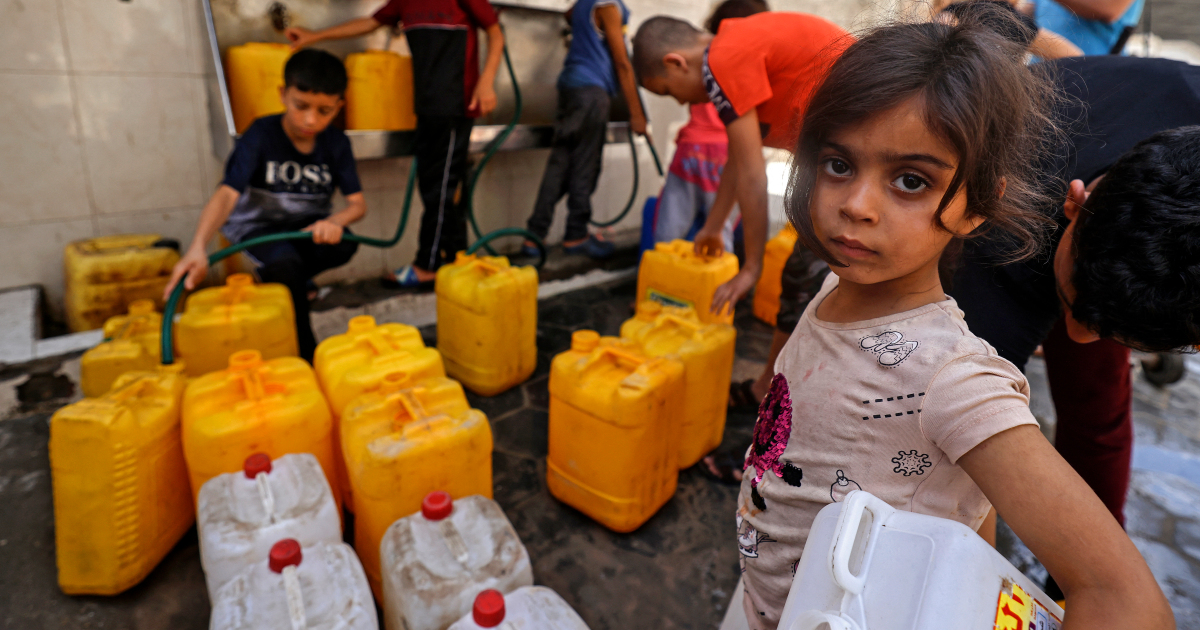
xmin=164 ymin=49 xmax=365 ymax=362
xmin=287 ymin=0 xmax=504 ymax=287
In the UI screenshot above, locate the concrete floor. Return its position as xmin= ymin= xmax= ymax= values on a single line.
xmin=4 ymin=275 xmax=1200 ymax=628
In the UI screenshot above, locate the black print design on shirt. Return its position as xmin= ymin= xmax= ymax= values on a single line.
xmin=860 ymin=392 xmax=924 ymax=420
xmin=830 ymin=469 xmax=862 ymax=501
xmin=860 ymin=330 xmax=919 ymax=367
xmin=892 ymin=450 xmax=932 ymax=476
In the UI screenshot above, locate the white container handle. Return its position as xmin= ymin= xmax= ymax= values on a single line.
xmin=788 ymin=610 xmax=861 ymax=630
xmin=829 ymin=490 xmax=893 ymax=594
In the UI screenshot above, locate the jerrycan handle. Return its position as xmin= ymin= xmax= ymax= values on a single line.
xmin=829 ymin=490 xmax=894 ymax=595
xmin=457 ymin=251 xmax=502 ymax=275
xmin=649 ymin=314 xmax=701 ymax=336
xmin=788 ymin=610 xmax=861 ymax=630
xmin=106 ymin=374 xmax=154 ymax=404
xmin=583 ymin=346 xmax=645 ymax=373
xmin=393 ymin=387 xmax=429 ymax=427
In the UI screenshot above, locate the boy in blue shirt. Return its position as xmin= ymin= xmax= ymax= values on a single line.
xmin=1024 ymin=0 xmax=1143 ymax=54
xmin=164 ymin=49 xmax=366 ymax=363
xmin=522 ymin=0 xmax=648 ymax=258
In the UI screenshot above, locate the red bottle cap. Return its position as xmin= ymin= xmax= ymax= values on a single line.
xmin=472 ymin=589 xmax=506 ymax=627
xmin=269 ymin=539 xmax=302 ymax=573
xmin=421 ymin=491 xmax=453 ymax=521
xmin=244 ymin=453 xmax=272 ymax=479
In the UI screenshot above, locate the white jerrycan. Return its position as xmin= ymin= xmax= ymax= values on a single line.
xmin=381 ymin=493 xmax=534 ymax=630
xmin=210 ymin=539 xmax=377 ymax=630
xmin=778 ymin=490 xmax=1063 ymax=630
xmin=447 ymin=587 xmax=591 ymax=630
xmin=197 ymin=453 xmax=341 ymax=597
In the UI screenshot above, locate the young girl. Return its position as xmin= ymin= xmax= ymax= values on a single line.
xmin=733 ymin=11 xmax=1172 ymax=630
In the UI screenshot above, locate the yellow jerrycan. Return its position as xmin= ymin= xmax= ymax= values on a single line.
xmin=344 ymin=50 xmax=417 ymax=131
xmin=753 ymin=226 xmax=799 ymax=326
xmin=80 ymin=299 xmax=163 ymax=398
xmin=313 ymin=314 xmax=445 ymax=508
xmin=620 ymin=301 xmax=737 ymax=468
xmin=547 ymin=331 xmax=684 ymax=532
xmin=436 ymin=252 xmax=538 ymax=396
xmin=63 ymin=234 xmax=180 ymax=332
xmin=636 ymin=240 xmax=739 ymax=325
xmin=49 ymin=365 xmax=193 ymax=595
xmin=175 ymin=273 xmax=297 ymax=377
xmin=341 ymin=372 xmax=492 ymax=597
xmin=181 ymin=350 xmax=339 ymax=506
xmin=224 ymin=42 xmax=291 ymax=134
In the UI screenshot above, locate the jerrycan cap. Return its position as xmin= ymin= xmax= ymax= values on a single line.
xmin=228 ymin=350 xmax=263 ymax=370
xmin=636 ymin=301 xmax=662 ymax=321
xmin=269 ymin=539 xmax=302 ymax=573
xmin=421 ymin=491 xmax=453 ymax=521
xmin=226 ymin=273 xmax=253 ymax=288
xmin=571 ymin=330 xmax=600 ymax=353
xmin=127 ymin=299 xmax=155 ymax=316
xmin=347 ymin=315 xmax=376 ymax=334
xmin=472 ymin=589 xmax=506 ymax=627
xmin=244 ymin=453 xmax=272 ymax=478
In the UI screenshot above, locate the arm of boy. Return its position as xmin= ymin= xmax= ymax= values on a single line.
xmin=597 ymin=4 xmax=647 ymax=138
xmin=1041 ymin=0 xmax=1138 ymax=23
xmin=303 ymin=192 xmax=367 ymax=244
xmin=286 ymin=17 xmax=381 ymax=50
xmin=707 ymin=110 xmax=767 ymax=316
xmin=1029 ymin=28 xmax=1084 ymax=59
xmin=959 ymin=425 xmax=1174 ymax=629
xmin=470 ymin=23 xmax=505 ymax=117
xmin=163 ymin=185 xmax=242 ymax=299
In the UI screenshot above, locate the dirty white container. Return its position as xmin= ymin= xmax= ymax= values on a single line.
xmin=778 ymin=490 xmax=1063 ymax=630
xmin=210 ymin=538 xmax=377 ymax=630
xmin=197 ymin=453 xmax=341 ymax=597
xmin=381 ymin=493 xmax=534 ymax=630
xmin=448 ymin=587 xmax=591 ymax=630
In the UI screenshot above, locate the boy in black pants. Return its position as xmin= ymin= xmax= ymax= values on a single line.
xmin=288 ymin=0 xmax=504 ymax=286
xmin=165 ymin=49 xmax=365 ymax=363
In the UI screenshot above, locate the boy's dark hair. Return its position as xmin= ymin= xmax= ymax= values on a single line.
xmin=284 ymin=48 xmax=348 ymax=96
xmin=706 ymin=0 xmax=769 ymax=34
xmin=940 ymin=0 xmax=1038 ymax=48
xmin=786 ymin=5 xmax=1059 ymax=266
xmin=1069 ymin=127 xmax=1200 ymax=351
xmin=631 ymin=16 xmax=705 ymax=80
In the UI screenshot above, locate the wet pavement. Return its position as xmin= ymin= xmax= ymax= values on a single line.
xmin=3 ymin=275 xmax=1200 ymax=628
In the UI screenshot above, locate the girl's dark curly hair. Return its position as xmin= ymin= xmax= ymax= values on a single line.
xmin=785 ymin=4 xmax=1062 ymax=267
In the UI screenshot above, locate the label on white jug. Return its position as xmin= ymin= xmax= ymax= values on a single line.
xmin=994 ymin=583 xmax=1062 ymax=630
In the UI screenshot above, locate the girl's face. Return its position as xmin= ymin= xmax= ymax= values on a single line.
xmin=809 ymin=97 xmax=983 ymax=287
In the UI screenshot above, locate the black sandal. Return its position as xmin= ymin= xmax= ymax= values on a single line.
xmin=698 ymin=448 xmax=746 ymax=485
xmin=729 ymin=379 xmax=760 ymax=410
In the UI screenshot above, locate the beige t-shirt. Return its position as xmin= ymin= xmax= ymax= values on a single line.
xmin=736 ymin=274 xmax=1039 ymax=629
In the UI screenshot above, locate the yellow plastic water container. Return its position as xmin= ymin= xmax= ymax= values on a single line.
xmin=80 ymin=300 xmax=163 ymax=398
xmin=547 ymin=331 xmax=684 ymax=532
xmin=344 ymin=50 xmax=417 ymax=131
xmin=436 ymin=252 xmax=538 ymax=396
xmin=63 ymin=234 xmax=180 ymax=333
xmin=753 ymin=226 xmax=799 ymax=326
xmin=636 ymin=240 xmax=739 ymax=325
xmin=175 ymin=273 xmax=297 ymax=377
xmin=224 ymin=42 xmax=291 ymax=134
xmin=341 ymin=373 xmax=492 ymax=596
xmin=620 ymin=301 xmax=737 ymax=468
xmin=182 ymin=350 xmax=338 ymax=505
xmin=313 ymin=314 xmax=445 ymax=508
xmin=49 ymin=365 xmax=193 ymax=595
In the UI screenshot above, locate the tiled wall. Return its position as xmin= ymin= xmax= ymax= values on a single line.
xmin=0 ymin=0 xmax=879 ymax=320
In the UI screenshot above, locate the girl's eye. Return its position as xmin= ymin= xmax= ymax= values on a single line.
xmin=823 ymin=158 xmax=851 ymax=177
xmin=893 ymin=173 xmax=928 ymax=193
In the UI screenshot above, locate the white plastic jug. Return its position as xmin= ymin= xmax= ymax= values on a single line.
xmin=210 ymin=539 xmax=378 ymax=630
xmin=381 ymin=493 xmax=534 ymax=630
xmin=448 ymin=587 xmax=591 ymax=630
xmin=777 ymin=490 xmax=1063 ymax=630
xmin=197 ymin=453 xmax=341 ymax=597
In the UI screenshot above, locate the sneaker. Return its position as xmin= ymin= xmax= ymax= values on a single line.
xmin=563 ymin=234 xmax=615 ymax=259
xmin=384 ymin=265 xmax=435 ymax=289
xmin=521 ymin=241 xmax=542 ymax=258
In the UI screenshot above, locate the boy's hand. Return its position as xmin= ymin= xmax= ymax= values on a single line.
xmin=285 ymin=27 xmax=318 ymax=50
xmin=304 ymin=219 xmax=344 ymax=244
xmin=710 ymin=267 xmax=758 ymax=317
xmin=629 ymin=112 xmax=648 ymax=136
xmin=693 ymin=225 xmax=725 ymax=258
xmin=469 ymin=84 xmax=498 ymax=117
xmin=164 ymin=249 xmax=210 ymax=301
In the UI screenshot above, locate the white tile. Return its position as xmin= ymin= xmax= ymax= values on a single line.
xmin=60 ymin=0 xmax=191 ymax=74
xmin=35 ymin=330 xmax=103 ymax=359
xmin=0 ymin=0 xmax=68 ymax=71
xmin=190 ymin=76 xmax=224 ymax=194
xmin=0 ymin=218 xmax=94 ymax=322
xmin=0 ymin=74 xmax=92 ymax=224
xmin=75 ymin=75 xmax=206 ymax=214
xmin=0 ymin=286 xmax=38 ymax=365
xmin=94 ymin=206 xmax=202 ymax=249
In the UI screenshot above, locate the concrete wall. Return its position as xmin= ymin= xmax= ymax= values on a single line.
xmin=0 ymin=0 xmax=883 ymax=320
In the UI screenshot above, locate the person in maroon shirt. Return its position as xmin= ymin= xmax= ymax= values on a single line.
xmin=288 ymin=0 xmax=505 ymax=286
